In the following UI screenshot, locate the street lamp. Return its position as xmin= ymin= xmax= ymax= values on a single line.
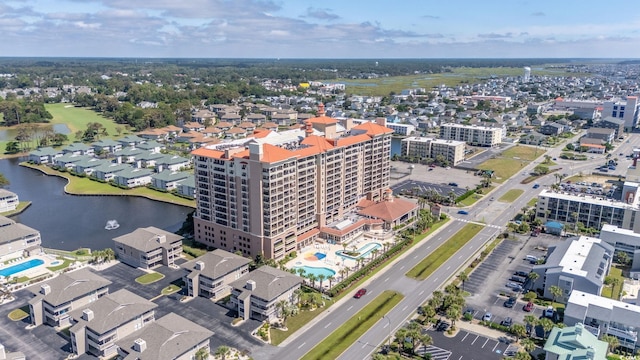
xmin=382 ymin=315 xmax=391 ymax=353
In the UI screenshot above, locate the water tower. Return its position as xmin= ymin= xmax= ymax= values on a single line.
xmin=523 ymin=66 xmax=531 ymax=83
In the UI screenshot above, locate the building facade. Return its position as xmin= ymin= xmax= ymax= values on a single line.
xmin=0 ymin=216 xmax=41 ymax=262
xmin=439 ymin=123 xmax=503 ymax=147
xmin=192 ymin=105 xmax=393 ymax=260
xmin=28 ymin=269 xmax=112 ymax=327
xmin=599 ymin=224 xmax=640 ymax=279
xmin=531 ymin=236 xmax=614 ymax=303
xmin=113 ymin=227 xmax=183 ymax=269
xmin=400 ymin=137 xmax=465 ymax=166
xmin=602 ymin=97 xmax=640 ymax=130
xmin=0 ymin=190 xmax=19 ymax=213
xmin=182 ymin=249 xmax=251 ymax=300
xmin=565 ymin=290 xmax=640 ymax=351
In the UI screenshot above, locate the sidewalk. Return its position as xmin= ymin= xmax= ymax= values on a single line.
xmin=453 ymin=320 xmax=514 ymax=341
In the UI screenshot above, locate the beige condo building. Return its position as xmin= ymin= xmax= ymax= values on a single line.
xmin=439 ymin=123 xmax=503 ymax=147
xmin=192 ymin=104 xmax=395 ymax=260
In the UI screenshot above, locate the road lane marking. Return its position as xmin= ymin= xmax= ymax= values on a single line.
xmin=402 ymin=305 xmax=408 ymax=311
xmin=384 ymin=277 xmax=389 ymax=282
xmin=414 ymin=255 xmax=418 ymax=259
xmin=419 ymin=290 xmax=424 ymax=296
xmin=433 ymin=277 xmax=438 ymax=282
xmin=297 ymin=342 xmax=306 ymax=349
xmin=458 ymin=255 xmax=463 ymax=259
xmin=362 ymin=342 xmax=368 ymax=349
xmin=471 ymin=335 xmax=479 ymax=345
xmin=400 ymin=266 xmax=405 ymax=270
xmin=324 ymin=322 xmax=332 ymax=329
xmin=347 ymin=306 xmax=353 ymax=311
xmin=446 ymin=266 xmax=451 ymax=271
xmin=383 ymin=322 xmax=389 ymax=328
xmin=426 ymin=245 xmax=431 ymax=249
xmin=482 ymin=338 xmax=489 ymax=348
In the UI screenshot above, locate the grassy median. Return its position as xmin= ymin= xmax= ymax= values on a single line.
xmin=135 ymin=272 xmax=165 ymax=284
xmin=498 ymin=189 xmax=524 ymax=203
xmin=301 ymin=291 xmax=403 ymax=360
xmin=406 ymin=223 xmax=484 ymax=280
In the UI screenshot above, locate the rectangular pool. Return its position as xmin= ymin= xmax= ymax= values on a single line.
xmin=0 ymin=258 xmax=44 ymax=277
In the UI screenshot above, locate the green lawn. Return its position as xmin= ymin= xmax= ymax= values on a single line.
xmin=161 ymin=284 xmax=181 ymax=295
xmin=498 ymin=189 xmax=524 ymax=203
xmin=479 ymin=145 xmax=542 ymax=183
xmin=46 ymin=258 xmax=72 ymax=272
xmin=135 ymin=272 xmax=165 ymax=285
xmin=527 ymin=198 xmax=538 ymax=207
xmin=0 ymin=201 xmax=31 ymax=216
xmin=301 ymin=291 xmax=403 ymax=360
xmin=601 ymin=267 xmax=624 ymax=300
xmin=21 ymin=163 xmax=196 ymax=208
xmin=45 ymin=103 xmax=125 ymax=136
xmin=407 ymin=223 xmax=485 ymax=280
xmin=8 ymin=306 xmax=30 ymax=321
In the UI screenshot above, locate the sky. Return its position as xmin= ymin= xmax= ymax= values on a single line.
xmin=1 ymin=0 xmax=639 ymax=58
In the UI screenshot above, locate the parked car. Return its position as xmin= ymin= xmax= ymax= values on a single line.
xmin=501 ymin=317 xmax=513 ymax=327
xmin=523 ymin=302 xmax=534 ymax=312
xmin=436 ymin=320 xmax=451 ymax=331
xmin=533 ymin=183 xmax=540 ymax=189
xmin=509 ymin=276 xmax=527 ymax=283
xmin=354 ymin=288 xmax=367 ymax=299
xmin=482 ymin=312 xmax=493 ymax=322
xmin=448 ymin=182 xmax=458 ymax=187
xmin=514 ymin=271 xmax=529 ymax=277
xmin=464 ymin=308 xmax=475 ymax=317
xmin=504 ymin=297 xmax=517 ymax=308
xmin=545 ymin=306 xmax=554 ymax=318
xmin=457 ymin=210 xmax=469 ymax=215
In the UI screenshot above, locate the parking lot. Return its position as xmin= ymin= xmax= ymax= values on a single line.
xmin=391 ymin=179 xmax=468 ymax=199
xmin=422 ymin=328 xmax=518 ymax=360
xmin=462 ymin=233 xmax=562 ymax=332
xmin=390 ymin=161 xmax=482 ymax=190
xmin=0 ymin=263 xmax=278 ymax=359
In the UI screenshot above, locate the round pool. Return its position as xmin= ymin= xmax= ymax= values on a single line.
xmin=293 ymin=265 xmax=336 ymax=278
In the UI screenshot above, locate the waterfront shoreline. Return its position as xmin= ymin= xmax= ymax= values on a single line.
xmin=20 ymin=162 xmax=196 ymax=209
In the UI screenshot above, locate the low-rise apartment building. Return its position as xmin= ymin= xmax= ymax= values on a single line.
xmin=0 ymin=215 xmax=42 ymax=261
xmin=599 ymin=224 xmax=640 ymax=279
xmin=229 ymin=266 xmax=302 ymax=322
xmin=113 ymin=227 xmax=183 ymax=269
xmin=182 ymin=249 xmax=251 ymax=300
xmin=531 ymin=236 xmax=614 ymax=303
xmin=28 ymin=268 xmax=112 ymax=327
xmin=0 ymin=189 xmax=19 ymax=213
xmin=116 ymin=312 xmax=213 ymax=360
xmin=565 ymin=290 xmax=640 ymax=351
xmin=585 ymin=128 xmax=616 ymax=144
xmin=543 ymin=323 xmax=608 ymax=360
xmin=439 ymin=123 xmax=503 ymax=147
xmin=535 ymin=188 xmax=640 ymax=232
xmin=400 ymin=137 xmax=465 ymax=165
xmin=68 ymin=289 xmax=157 ymax=358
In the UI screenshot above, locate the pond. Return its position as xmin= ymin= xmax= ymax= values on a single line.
xmin=0 ymin=123 xmax=71 ymax=141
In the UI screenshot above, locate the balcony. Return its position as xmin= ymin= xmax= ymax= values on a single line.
xmin=606 ymin=326 xmax=638 ymax=343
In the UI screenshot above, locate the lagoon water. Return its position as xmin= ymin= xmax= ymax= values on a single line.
xmin=0 ymin=157 xmax=192 ymax=251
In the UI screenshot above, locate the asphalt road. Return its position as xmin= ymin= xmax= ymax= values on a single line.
xmin=271 ymin=132 xmax=639 ymax=360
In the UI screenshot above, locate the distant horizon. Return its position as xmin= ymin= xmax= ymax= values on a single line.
xmin=2 ymin=1 xmax=639 ymax=58
xmin=0 ymin=57 xmax=637 ymax=61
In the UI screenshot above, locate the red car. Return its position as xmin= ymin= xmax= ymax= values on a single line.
xmin=523 ymin=302 xmax=534 ymax=312
xmin=354 ymin=289 xmax=367 ymax=299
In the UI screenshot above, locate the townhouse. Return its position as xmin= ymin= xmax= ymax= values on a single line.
xmin=0 ymin=215 xmax=41 ymax=261
xmin=113 ymin=227 xmax=183 ymax=269
xmin=182 ymin=249 xmax=251 ymax=300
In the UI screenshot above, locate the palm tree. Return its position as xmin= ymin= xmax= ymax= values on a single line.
xmin=602 ymin=334 xmax=620 ymax=354
xmin=317 ymin=274 xmax=326 ymax=292
xmin=214 ymin=346 xmax=230 ymax=360
xmin=308 ymin=274 xmax=317 ymax=289
xmin=538 ymin=317 xmax=555 ymax=339
xmin=327 ymin=276 xmax=334 ymax=290
xmin=395 ymin=328 xmax=408 ymax=354
xmin=527 ymin=271 xmax=540 ymax=285
xmin=514 ymin=351 xmax=532 ymax=360
xmin=371 ymin=248 xmax=379 ymax=260
xmin=511 ymin=324 xmax=527 ymax=343
xmin=458 ymin=272 xmax=468 ymax=292
xmin=430 ymin=291 xmax=444 ymax=311
xmin=549 ymin=285 xmax=563 ymax=303
xmin=445 ymin=306 xmax=461 ymax=327
xmin=521 ymin=338 xmax=536 ymax=353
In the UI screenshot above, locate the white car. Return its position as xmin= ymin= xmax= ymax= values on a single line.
xmin=483 ymin=312 xmax=492 ymax=322
xmin=545 ymin=306 xmax=554 ymax=318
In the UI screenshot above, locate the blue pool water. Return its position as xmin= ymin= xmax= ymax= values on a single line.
xmin=294 ymin=266 xmax=336 ymax=278
xmin=0 ymin=258 xmax=45 ymax=277
xmin=336 ymin=242 xmax=382 ymax=260
xmin=314 ymin=252 xmax=327 ymax=260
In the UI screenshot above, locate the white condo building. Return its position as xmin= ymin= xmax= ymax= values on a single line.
xmin=439 ymin=123 xmax=503 ymax=147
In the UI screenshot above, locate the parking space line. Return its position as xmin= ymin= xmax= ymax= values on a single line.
xmin=492 ymin=342 xmax=499 ymax=352
xmin=482 ymin=338 xmax=489 ymax=348
xmin=471 ymin=335 xmax=479 ymax=345
xmin=461 ymin=333 xmax=469 ymax=341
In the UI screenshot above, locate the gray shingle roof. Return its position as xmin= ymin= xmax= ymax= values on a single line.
xmin=182 ymin=249 xmax=251 ymax=280
xmin=230 ymin=266 xmax=302 ymax=302
xmin=0 ymin=221 xmax=40 ymax=245
xmin=68 ymin=289 xmax=157 ymax=334
xmin=30 ymin=147 xmax=60 ymax=156
xmin=151 ymin=170 xmax=190 ymax=182
xmin=116 ymin=312 xmax=212 ymax=360
xmin=115 ymin=167 xmax=153 ymax=180
xmin=113 ymin=226 xmax=182 ymax=252
xmin=28 ymin=268 xmax=112 ymax=307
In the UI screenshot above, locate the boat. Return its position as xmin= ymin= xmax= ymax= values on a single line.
xmin=105 ymin=220 xmax=120 ymax=230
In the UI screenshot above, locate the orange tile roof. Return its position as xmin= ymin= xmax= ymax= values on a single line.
xmin=308 ymin=115 xmax=338 ymax=125
xmin=353 ymin=122 xmax=394 ymax=136
xmin=192 ymin=147 xmax=225 ymax=158
xmin=358 ymin=197 xmax=418 ymax=222
xmin=261 ymin=143 xmax=296 ymax=163
xmin=251 ymin=130 xmax=272 ymax=139
xmin=357 ymin=198 xmax=376 ymax=208
xmin=238 ymin=122 xmax=256 ymax=128
xmin=216 ymin=121 xmax=234 ymax=128
xmin=226 ymin=127 xmax=247 ymax=134
xmin=297 ymin=228 xmax=320 ymax=242
xmin=163 ymin=125 xmax=183 ymax=132
xmin=263 ymin=122 xmax=278 ymax=128
xmin=332 ymin=133 xmax=371 ymax=147
xmin=300 ymin=135 xmax=334 ymax=151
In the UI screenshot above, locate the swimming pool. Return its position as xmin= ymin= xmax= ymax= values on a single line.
xmin=336 ymin=242 xmax=382 ymax=261
xmin=0 ymin=258 xmax=45 ymax=277
xmin=293 ymin=266 xmax=336 ymax=278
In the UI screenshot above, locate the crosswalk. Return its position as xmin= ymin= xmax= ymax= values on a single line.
xmin=416 ymin=345 xmax=452 ymax=360
xmin=453 ymin=217 xmax=502 ymax=230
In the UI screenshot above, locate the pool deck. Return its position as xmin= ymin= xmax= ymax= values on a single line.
xmin=285 ymin=232 xmax=395 ymax=288
xmin=0 ymin=253 xmax=59 ymax=281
